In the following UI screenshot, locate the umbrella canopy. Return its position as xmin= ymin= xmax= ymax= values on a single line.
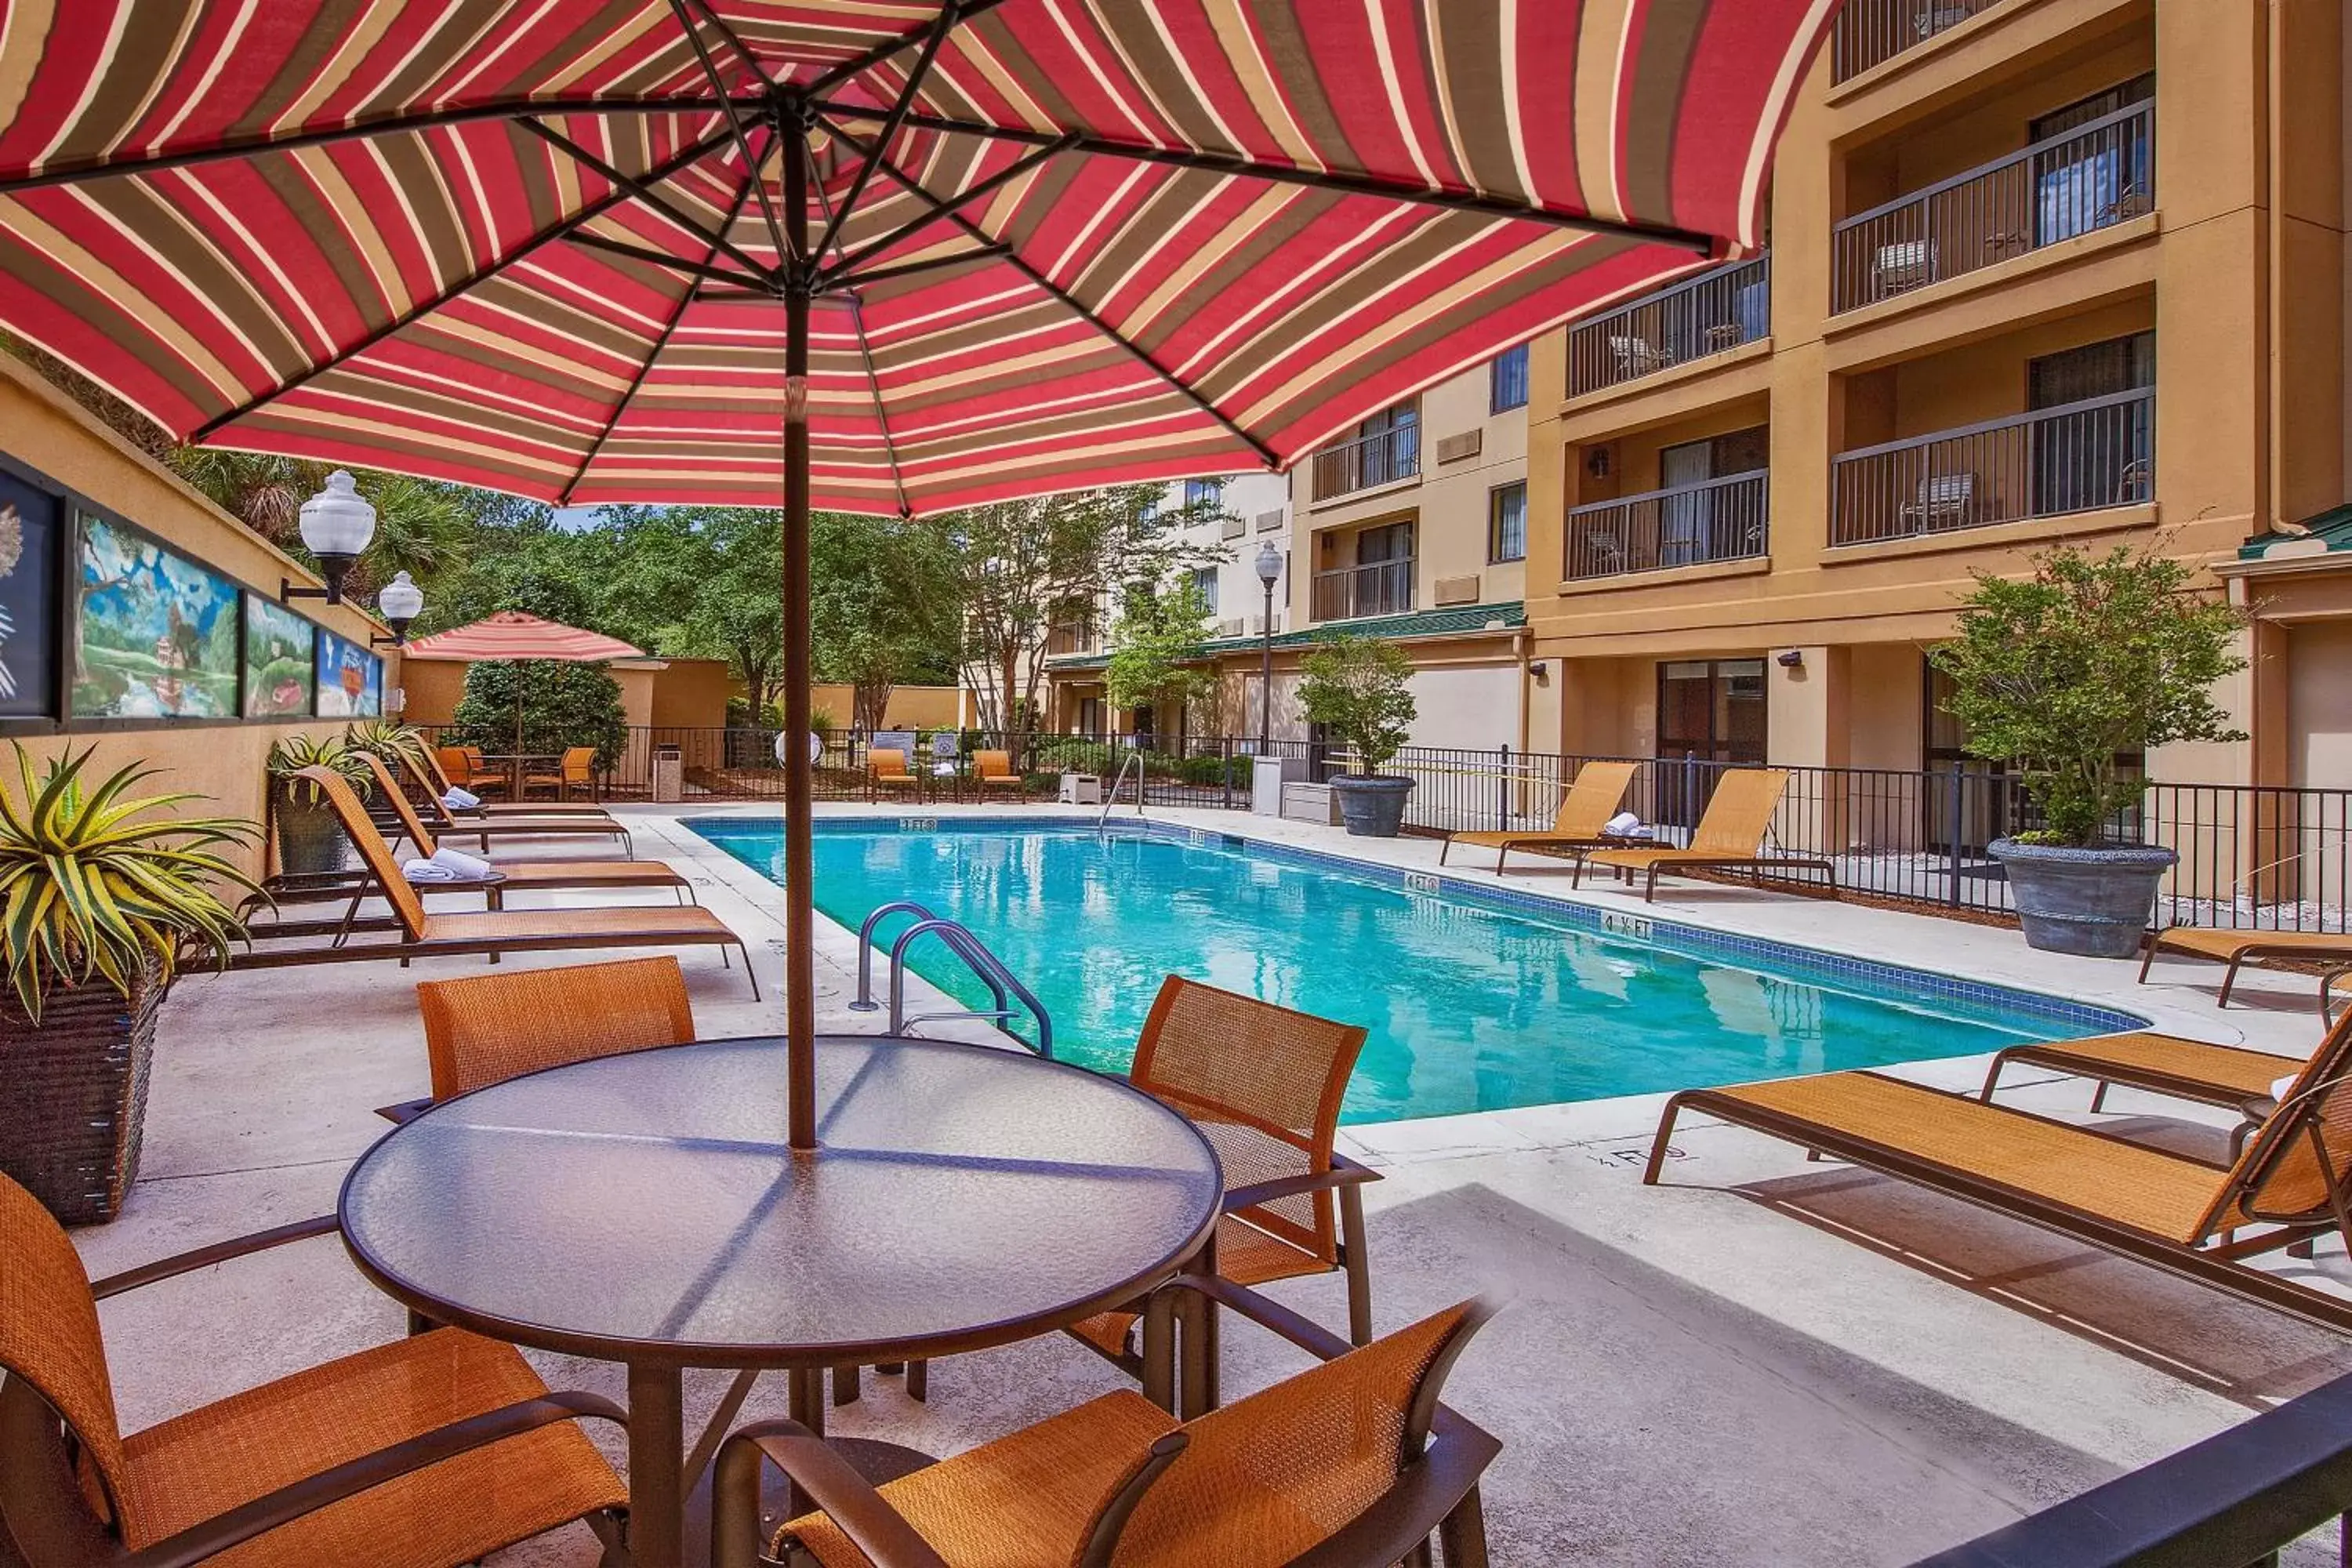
xmin=400 ymin=612 xmax=646 ymax=664
xmin=0 ymin=1 xmax=1838 ymax=1148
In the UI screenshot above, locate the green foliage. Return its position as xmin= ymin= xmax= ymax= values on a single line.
xmin=1929 ymin=543 xmax=2248 ymax=846
xmin=1297 ymin=636 xmax=1417 ymax=776
xmin=811 ymin=511 xmax=963 ymax=730
xmin=1176 ymin=753 xmax=1252 ymax=787
xmin=342 ymin=720 xmax=432 ymax=772
xmin=0 ymin=746 xmax=260 ymax=1020
xmin=1103 ymin=579 xmax=1215 ymax=719
xmin=448 ymin=660 xmax=629 ymax=773
xmin=265 ymin=733 xmax=372 ymax=804
xmin=809 ymin=707 xmax=837 ymax=740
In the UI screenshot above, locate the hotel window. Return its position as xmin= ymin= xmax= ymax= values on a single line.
xmin=1488 ymin=481 xmax=1526 ymax=563
xmin=1190 ymin=567 xmax=1219 ymax=615
xmin=1183 ymin=477 xmax=1223 ymax=510
xmin=1490 ymin=343 xmax=1530 ymax=412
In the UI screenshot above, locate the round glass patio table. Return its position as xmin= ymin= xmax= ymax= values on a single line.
xmin=337 ymin=1033 xmax=1223 ymax=1568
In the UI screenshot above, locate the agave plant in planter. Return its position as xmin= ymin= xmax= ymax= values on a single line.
xmin=0 ymin=745 xmax=259 ymax=1222
xmin=265 ymin=733 xmax=372 ymax=877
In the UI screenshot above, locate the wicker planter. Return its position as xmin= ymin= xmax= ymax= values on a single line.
xmin=273 ymin=786 xmax=350 ymax=877
xmin=0 ymin=959 xmax=163 ymax=1224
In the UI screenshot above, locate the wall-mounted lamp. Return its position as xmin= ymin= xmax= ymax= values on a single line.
xmin=279 ymin=470 xmax=376 ymax=607
xmin=1584 ymin=446 xmax=1612 ymax=478
xmin=372 ymin=570 xmax=423 ymax=647
xmin=1527 ymin=660 xmax=1550 ymax=684
xmin=1775 ymin=648 xmax=1804 ymax=669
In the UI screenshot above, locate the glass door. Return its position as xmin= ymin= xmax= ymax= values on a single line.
xmin=1655 ymin=658 xmax=1767 ymax=828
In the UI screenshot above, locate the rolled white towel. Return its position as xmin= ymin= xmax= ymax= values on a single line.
xmin=1604 ymin=811 xmax=1644 ymax=836
xmin=443 ymin=787 xmax=481 ymax=811
xmin=429 ymin=845 xmax=495 ymax=880
xmin=403 ymin=858 xmax=464 ymax=884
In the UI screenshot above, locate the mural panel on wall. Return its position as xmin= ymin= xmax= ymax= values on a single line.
xmin=243 ymin=593 xmax=313 ymax=717
xmin=316 ymin=627 xmax=381 ymax=717
xmin=0 ymin=469 xmax=57 ymax=717
xmin=72 ymin=513 xmax=239 ymax=718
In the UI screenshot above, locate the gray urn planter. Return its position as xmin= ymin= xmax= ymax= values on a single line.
xmin=1991 ymin=837 xmax=2176 ymax=959
xmin=271 ymin=788 xmax=351 ymax=877
xmin=1330 ymin=775 xmax=1415 ymax=837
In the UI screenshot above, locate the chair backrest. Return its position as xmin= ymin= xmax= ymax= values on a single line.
xmin=975 ymin=750 xmax=1013 ymax=780
xmin=1552 ymin=760 xmax=1639 ymax=837
xmin=1689 ymin=768 xmax=1790 ymax=855
xmin=394 ymin=750 xmax=466 ymax=829
xmin=0 ymin=1171 xmax=131 ymax=1527
xmin=1099 ymin=1300 xmax=1490 ymax=1567
xmin=1920 ymin=473 xmax=1974 ymax=506
xmin=296 ymin=765 xmax=428 ymax=939
xmin=433 ymin=746 xmax=472 ymax=787
xmin=1129 ymin=978 xmax=1367 ymax=1264
xmin=415 ymin=956 xmax=695 ymax=1101
xmin=870 ymin=748 xmax=911 ymax=779
xmin=357 ymin=753 xmax=440 ymax=858
xmin=2197 ymin=1007 xmax=2352 ymax=1237
xmin=561 ymin=746 xmax=594 ymax=784
xmin=1878 ymin=238 xmax=1931 ymax=271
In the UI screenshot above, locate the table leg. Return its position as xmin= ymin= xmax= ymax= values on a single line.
xmin=627 ymin=1363 xmax=686 ymax=1568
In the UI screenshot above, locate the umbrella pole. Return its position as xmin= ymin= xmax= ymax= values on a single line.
xmin=782 ymin=127 xmax=818 ymax=1151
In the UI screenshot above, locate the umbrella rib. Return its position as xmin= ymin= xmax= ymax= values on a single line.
xmin=817 ymin=106 xmax=1721 ymax=254
xmin=815 ymin=136 xmax=1071 ymax=289
xmin=561 ymin=177 xmax=764 ymax=506
xmin=826 ymin=119 xmax=1279 ymax=471
xmin=666 ymin=0 xmax=791 ymax=267
xmin=804 ymin=0 xmax=1017 ymax=99
xmin=519 ymin=118 xmax=776 ymax=283
xmin=844 ymin=292 xmax=911 ymax=519
xmin=680 ymin=0 xmax=780 ymax=95
xmin=814 ymin=4 xmax=958 ymax=267
xmin=568 ymin=230 xmax=768 ymax=287
xmin=0 ymin=97 xmax=763 ymax=195
xmin=827 ymin=245 xmax=1007 ymax=287
xmin=191 ymin=126 xmax=735 ymax=444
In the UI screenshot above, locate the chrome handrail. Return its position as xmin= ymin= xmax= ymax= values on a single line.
xmin=1099 ymin=750 xmax=1145 ymax=830
xmin=884 ymin=917 xmax=1053 ymax=1057
xmin=849 ymin=898 xmax=940 ymax=1011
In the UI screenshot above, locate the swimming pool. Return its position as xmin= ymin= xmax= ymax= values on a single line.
xmin=688 ymin=817 xmax=2143 ymax=1124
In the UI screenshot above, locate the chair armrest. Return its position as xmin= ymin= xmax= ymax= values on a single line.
xmin=120 ymin=1390 xmax=625 ymax=1568
xmin=90 ymin=1214 xmax=340 ymax=1300
xmin=713 ymin=1420 xmax=949 ymax=1568
xmin=1150 ymin=1274 xmax=1355 ymax=1364
xmin=1224 ymin=1154 xmax=1380 ymax=1212
xmin=1279 ymin=1411 xmax=1502 ymax=1568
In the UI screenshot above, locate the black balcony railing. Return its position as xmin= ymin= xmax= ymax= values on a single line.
xmin=1831 ymin=0 xmax=2004 ymax=82
xmin=1832 ymin=101 xmax=2154 ymax=313
xmin=1310 ymin=557 xmax=1414 ymax=622
xmin=1567 ymin=254 xmax=1770 ymax=397
xmin=1566 ymin=470 xmax=1769 ymax=579
xmin=1831 ymin=387 xmax=2153 ymax=546
xmin=1310 ymin=425 xmax=1420 ymax=501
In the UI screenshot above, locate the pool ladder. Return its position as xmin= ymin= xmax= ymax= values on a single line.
xmin=850 ymin=899 xmax=1053 ymax=1058
xmin=1097 ymin=750 xmax=1145 ymax=833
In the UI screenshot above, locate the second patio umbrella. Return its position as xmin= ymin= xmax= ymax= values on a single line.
xmin=0 ymin=0 xmax=1840 ymax=1147
xmin=398 ymin=610 xmax=645 ymax=771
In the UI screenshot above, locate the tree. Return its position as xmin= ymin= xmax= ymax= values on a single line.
xmin=1929 ymin=543 xmax=2248 ymax=845
xmin=1296 ymin=635 xmax=1417 ymax=775
xmin=1102 ymin=579 xmax=1215 ymax=726
xmin=811 ymin=511 xmax=963 ymax=731
xmin=448 ymin=659 xmax=630 ymax=772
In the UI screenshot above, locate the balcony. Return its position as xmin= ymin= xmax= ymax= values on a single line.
xmin=1567 ymin=255 xmax=1769 ymax=397
xmin=1831 ymin=387 xmax=2152 ymax=546
xmin=1045 ymin=622 xmax=1102 ymax=657
xmin=1831 ymin=0 xmax=2003 ymax=82
xmin=1310 ymin=425 xmax=1420 ymax=502
xmin=1566 ymin=471 xmax=1769 ymax=579
xmin=1311 ymin=557 xmax=1414 ymax=622
xmin=1832 ymin=102 xmax=2152 ymax=314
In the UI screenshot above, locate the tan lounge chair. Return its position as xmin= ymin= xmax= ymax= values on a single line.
xmin=973 ymin=748 xmax=1023 ymax=795
xmin=1573 ymin=767 xmax=1835 ymax=902
xmin=1643 ymin=1007 xmax=2352 ymax=1334
xmin=393 ymin=750 xmax=634 ymax=855
xmin=356 ymin=753 xmax=688 ymax=905
xmin=869 ymin=747 xmax=919 ymax=793
xmin=422 ymin=743 xmax=606 ymax=815
xmin=2140 ymin=926 xmax=2352 ymax=1011
xmin=233 ymin=767 xmax=757 ymax=995
xmin=1980 ymin=1029 xmax=2309 ymax=1123
xmin=1439 ymin=760 xmax=1639 ymax=870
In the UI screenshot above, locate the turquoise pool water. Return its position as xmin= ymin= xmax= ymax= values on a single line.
xmin=689 ymin=818 xmax=2138 ymax=1124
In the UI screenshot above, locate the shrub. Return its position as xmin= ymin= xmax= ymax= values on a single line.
xmin=1297 ymin=635 xmax=1417 ymax=776
xmin=449 ymin=659 xmax=629 ymax=774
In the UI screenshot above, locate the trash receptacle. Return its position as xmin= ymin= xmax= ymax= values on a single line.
xmin=652 ymin=743 xmax=683 ymax=804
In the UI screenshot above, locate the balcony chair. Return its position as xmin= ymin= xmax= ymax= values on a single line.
xmin=717 ymin=1280 xmax=1499 ymax=1568
xmin=1572 ymin=768 xmax=1837 ymax=902
xmin=1440 ymin=760 xmax=1639 ymax=871
xmin=1608 ymin=335 xmax=1671 ymax=378
xmin=1900 ymin=472 xmax=1976 ymax=533
xmin=1872 ymin=238 xmax=1936 ymax=298
xmin=0 ymin=1170 xmax=628 ymax=1567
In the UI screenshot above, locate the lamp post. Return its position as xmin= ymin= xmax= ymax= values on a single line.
xmin=372 ymin=571 xmax=423 ymax=647
xmin=1254 ymin=540 xmax=1282 ymax=751
xmin=279 ymin=470 xmax=376 ymax=606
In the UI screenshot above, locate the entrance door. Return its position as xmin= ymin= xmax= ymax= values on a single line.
xmin=2028 ymin=330 xmax=2153 ymax=517
xmin=1655 ymin=659 xmax=1767 ymax=828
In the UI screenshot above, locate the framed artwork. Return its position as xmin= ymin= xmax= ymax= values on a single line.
xmin=72 ymin=512 xmax=240 ymax=718
xmin=0 ymin=468 xmax=58 ymax=717
xmin=315 ymin=626 xmax=382 ymax=717
xmin=242 ymin=593 xmax=314 ymax=717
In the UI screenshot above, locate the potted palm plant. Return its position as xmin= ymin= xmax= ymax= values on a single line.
xmin=266 ymin=733 xmax=371 ymax=877
xmin=0 ymin=745 xmax=259 ymax=1221
xmin=343 ymin=718 xmax=434 ymax=777
xmin=1930 ymin=543 xmax=2247 ymax=957
xmin=1297 ymin=634 xmax=1419 ymax=837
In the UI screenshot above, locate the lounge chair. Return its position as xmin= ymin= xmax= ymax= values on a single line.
xmin=973 ymin=748 xmax=1023 ymax=797
xmin=0 ymin=1171 xmax=628 ymax=1565
xmin=232 ymin=767 xmax=757 ymax=994
xmin=717 ymin=1280 xmax=1498 ymax=1568
xmin=524 ymin=745 xmax=598 ymax=801
xmin=392 ymin=750 xmax=635 ymax=855
xmin=869 ymin=747 xmax=919 ymax=794
xmin=1573 ymin=767 xmax=1835 ymax=902
xmin=1980 ymin=1029 xmax=2309 ymax=1119
xmin=2140 ymin=926 xmax=2352 ymax=1011
xmin=421 ymin=743 xmax=605 ymax=815
xmin=1439 ymin=760 xmax=1639 ymax=870
xmin=1643 ymin=1007 xmax=2352 ymax=1334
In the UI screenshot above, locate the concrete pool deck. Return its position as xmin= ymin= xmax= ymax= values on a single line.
xmin=71 ymin=801 xmax=2352 ymax=1564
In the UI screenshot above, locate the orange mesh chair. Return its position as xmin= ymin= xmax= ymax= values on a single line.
xmin=1643 ymin=1005 xmax=2352 ymax=1333
xmin=392 ymin=750 xmax=633 ymax=855
xmin=0 ymin=1171 xmax=627 ymax=1567
xmin=1573 ymin=767 xmax=1835 ymax=902
xmin=354 ymin=753 xmax=688 ymax=906
xmin=1440 ymin=759 xmax=1639 ymax=870
xmin=717 ymin=1281 xmax=1499 ymax=1568
xmin=434 ymin=743 xmax=506 ymax=798
xmin=233 ymin=767 xmax=758 ymax=996
xmin=2139 ymin=927 xmax=2352 ymax=1011
xmin=972 ymin=750 xmax=1022 ymax=797
xmin=869 ymin=747 xmax=919 ymax=795
xmin=525 ymin=746 xmax=599 ymax=801
xmin=420 ymin=742 xmax=604 ymax=816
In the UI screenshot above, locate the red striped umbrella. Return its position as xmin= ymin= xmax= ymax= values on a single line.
xmin=0 ymin=2 xmax=1839 ymax=1151
xmin=401 ymin=612 xmax=646 ymax=665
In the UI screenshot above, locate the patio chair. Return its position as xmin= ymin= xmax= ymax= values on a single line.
xmin=1872 ymin=238 xmax=1936 ymax=297
xmin=869 ymin=747 xmax=919 ymax=794
xmin=2140 ymin=927 xmax=2352 ymax=1011
xmin=231 ymin=767 xmax=757 ymax=994
xmin=1978 ymin=1025 xmax=2315 ymax=1159
xmin=1608 ymin=334 xmax=1672 ymax=378
xmin=0 ymin=1170 xmax=628 ymax=1567
xmin=419 ymin=744 xmax=604 ymax=815
xmin=1642 ymin=1004 xmax=2352 ymax=1334
xmin=1572 ymin=768 xmax=1836 ymax=902
xmin=973 ymin=748 xmax=1023 ymax=797
xmin=1900 ymin=472 xmax=1976 ymax=532
xmin=524 ymin=746 xmax=598 ymax=801
xmin=434 ymin=743 xmax=507 ymax=798
xmin=392 ymin=750 xmax=634 ymax=855
xmin=1439 ymin=760 xmax=1639 ymax=871
xmin=717 ymin=1279 xmax=1499 ymax=1568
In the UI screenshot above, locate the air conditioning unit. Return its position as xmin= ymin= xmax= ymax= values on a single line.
xmin=1254 ymin=509 xmax=1285 ymax=532
xmin=1220 ymin=516 xmax=1246 ymax=539
xmin=1435 ymin=430 xmax=1483 ymax=464
xmin=1218 ymin=617 xmax=1246 ymax=637
xmin=1434 ymin=573 xmax=1481 ymax=606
